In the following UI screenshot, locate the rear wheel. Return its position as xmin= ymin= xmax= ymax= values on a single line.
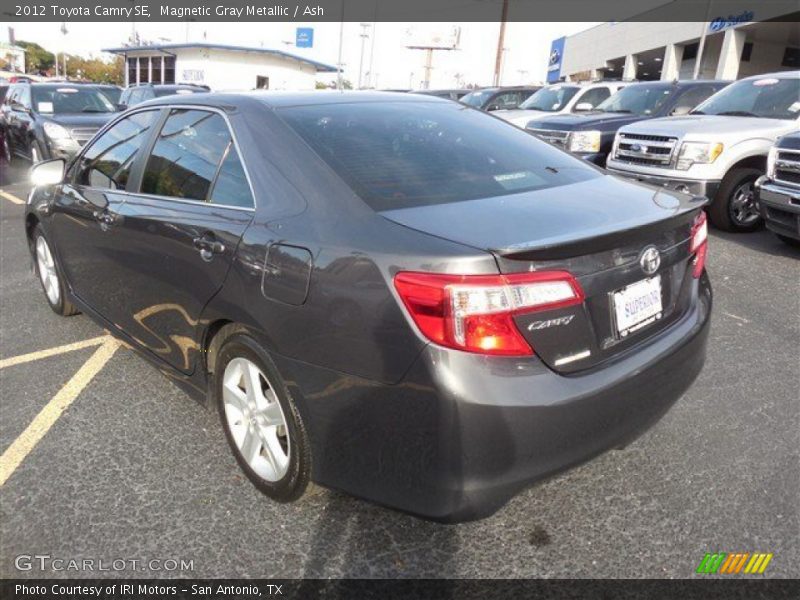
xmin=707 ymin=167 xmax=763 ymax=233
xmin=214 ymin=332 xmax=311 ymax=502
xmin=32 ymin=225 xmax=79 ymax=316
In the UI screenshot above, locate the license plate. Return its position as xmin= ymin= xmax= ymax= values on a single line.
xmin=613 ymin=276 xmax=663 ymax=337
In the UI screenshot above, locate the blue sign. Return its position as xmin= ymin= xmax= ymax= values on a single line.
xmin=547 ymin=36 xmax=566 ymax=83
xmin=709 ymin=10 xmax=754 ymax=33
xmin=296 ymin=28 xmax=314 ymax=48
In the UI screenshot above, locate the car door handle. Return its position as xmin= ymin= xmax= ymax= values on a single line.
xmin=193 ymin=234 xmax=226 ymax=260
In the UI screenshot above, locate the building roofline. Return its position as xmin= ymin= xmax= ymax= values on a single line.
xmin=102 ymin=42 xmax=337 ymax=73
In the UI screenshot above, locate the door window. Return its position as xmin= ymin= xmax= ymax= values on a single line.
xmin=141 ymin=109 xmax=252 ymax=207
xmin=75 ymin=110 xmax=158 ymax=190
xmin=490 ymin=92 xmax=521 ymax=110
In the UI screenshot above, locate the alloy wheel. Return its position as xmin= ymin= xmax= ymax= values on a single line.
xmin=222 ymin=357 xmax=290 ymax=482
xmin=729 ymin=181 xmax=760 ymax=227
xmin=36 ymin=236 xmax=60 ymax=305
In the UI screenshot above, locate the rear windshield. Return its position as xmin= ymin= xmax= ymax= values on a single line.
xmin=278 ymin=101 xmax=599 ymax=211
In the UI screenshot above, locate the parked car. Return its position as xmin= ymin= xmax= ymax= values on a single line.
xmin=526 ymin=80 xmax=729 ymax=166
xmin=26 ymin=92 xmax=711 ymax=522
xmin=493 ymin=81 xmax=625 ymax=127
xmin=411 ymin=89 xmax=470 ymax=101
xmin=607 ymin=71 xmax=800 ymax=232
xmin=96 ymin=84 xmax=123 ymax=106
xmin=1 ymin=82 xmax=118 ymax=163
xmin=119 ymin=83 xmax=210 ymax=109
xmin=0 ymin=83 xmax=8 ymax=163
xmin=755 ymin=132 xmax=800 ymax=247
xmin=459 ymin=86 xmax=540 ymax=111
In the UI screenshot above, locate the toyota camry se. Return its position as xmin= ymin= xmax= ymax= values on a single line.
xmin=26 ymin=92 xmax=712 ymax=522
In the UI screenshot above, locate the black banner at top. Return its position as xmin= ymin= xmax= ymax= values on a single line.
xmin=2 ymin=0 xmax=799 ymax=22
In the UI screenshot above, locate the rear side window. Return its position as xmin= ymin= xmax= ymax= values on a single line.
xmin=142 ymin=109 xmax=253 ymax=207
xmin=279 ymin=101 xmax=599 ymax=211
xmin=76 ymin=110 xmax=158 ymax=190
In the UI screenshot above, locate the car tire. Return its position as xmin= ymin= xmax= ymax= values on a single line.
xmin=776 ymin=234 xmax=800 ymax=248
xmin=214 ymin=331 xmax=311 ymax=502
xmin=32 ymin=225 xmax=79 ymax=317
xmin=707 ymin=167 xmax=763 ymax=233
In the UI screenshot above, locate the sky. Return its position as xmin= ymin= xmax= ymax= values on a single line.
xmin=1 ymin=21 xmax=596 ymax=88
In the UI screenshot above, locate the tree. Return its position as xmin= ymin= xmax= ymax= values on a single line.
xmin=15 ymin=41 xmax=55 ymax=74
xmin=64 ymin=55 xmax=124 ymax=84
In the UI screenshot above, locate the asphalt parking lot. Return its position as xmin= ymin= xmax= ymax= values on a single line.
xmin=0 ymin=161 xmax=798 ymax=579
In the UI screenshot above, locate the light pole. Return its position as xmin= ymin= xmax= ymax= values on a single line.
xmin=357 ymin=23 xmax=370 ymax=89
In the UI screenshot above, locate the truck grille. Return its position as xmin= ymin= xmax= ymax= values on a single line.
xmin=614 ymin=132 xmax=677 ymax=168
xmin=774 ymin=149 xmax=800 ymax=188
xmin=70 ymin=127 xmax=100 ymax=146
xmin=528 ymin=128 xmax=570 ymax=147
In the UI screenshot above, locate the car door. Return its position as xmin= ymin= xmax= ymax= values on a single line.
xmin=5 ymin=87 xmax=27 ymax=154
xmin=52 ymin=109 xmax=163 ymax=314
xmin=98 ymin=107 xmax=255 ymax=373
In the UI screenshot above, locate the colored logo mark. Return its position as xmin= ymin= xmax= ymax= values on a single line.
xmin=696 ymin=552 xmax=773 ymax=575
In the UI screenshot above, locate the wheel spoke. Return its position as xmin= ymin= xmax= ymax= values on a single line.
xmin=259 ymin=401 xmax=284 ymax=427
xmin=263 ymin=430 xmax=289 ymax=473
xmin=243 ymin=362 xmax=264 ymax=406
xmin=240 ymin=429 xmax=262 ymax=463
xmin=222 ymin=380 xmax=248 ymax=414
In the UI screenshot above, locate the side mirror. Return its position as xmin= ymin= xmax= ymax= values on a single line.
xmin=10 ymin=101 xmax=29 ymax=114
xmin=486 ymin=104 xmax=500 ymax=111
xmin=30 ymin=158 xmax=65 ymax=186
xmin=670 ymin=105 xmax=692 ymax=116
xmin=116 ymin=103 xmax=127 ymax=111
xmin=574 ymin=102 xmax=594 ymax=112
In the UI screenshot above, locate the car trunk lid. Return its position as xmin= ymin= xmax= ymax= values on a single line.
xmin=381 ymin=174 xmax=705 ymax=373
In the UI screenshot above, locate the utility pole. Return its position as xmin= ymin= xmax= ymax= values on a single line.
xmin=366 ymin=22 xmax=377 ymax=88
xmin=336 ymin=1 xmax=345 ymax=90
xmin=493 ymin=0 xmax=509 ymax=86
xmin=60 ymin=22 xmax=68 ymax=79
xmin=358 ymin=23 xmax=370 ymax=89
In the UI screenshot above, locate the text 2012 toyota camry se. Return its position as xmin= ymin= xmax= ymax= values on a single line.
xmin=26 ymin=92 xmax=712 ymax=522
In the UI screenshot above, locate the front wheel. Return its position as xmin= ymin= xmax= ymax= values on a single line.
xmin=32 ymin=225 xmax=79 ymax=317
xmin=214 ymin=332 xmax=311 ymax=502
xmin=707 ymin=167 xmax=763 ymax=233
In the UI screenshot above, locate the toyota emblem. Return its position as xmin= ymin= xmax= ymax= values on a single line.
xmin=639 ymin=246 xmax=661 ymax=275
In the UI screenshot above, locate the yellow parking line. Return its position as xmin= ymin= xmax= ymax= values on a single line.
xmin=0 ymin=337 xmax=120 ymax=487
xmin=0 ymin=335 xmax=110 ymax=370
xmin=0 ymin=190 xmax=24 ymax=205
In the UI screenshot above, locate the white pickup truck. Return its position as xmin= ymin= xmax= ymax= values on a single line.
xmin=606 ymin=71 xmax=800 ymax=232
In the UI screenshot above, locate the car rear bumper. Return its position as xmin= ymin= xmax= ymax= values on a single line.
xmin=755 ymin=177 xmax=800 ymax=240
xmin=607 ymin=167 xmax=720 ymax=200
xmin=278 ymin=273 xmax=711 ymax=522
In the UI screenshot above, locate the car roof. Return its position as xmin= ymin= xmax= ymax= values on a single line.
xmin=132 ymin=90 xmax=453 ymax=113
xmin=742 ymin=70 xmax=799 ymax=80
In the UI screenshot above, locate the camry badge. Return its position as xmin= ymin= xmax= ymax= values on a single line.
xmin=639 ymin=246 xmax=661 ymax=275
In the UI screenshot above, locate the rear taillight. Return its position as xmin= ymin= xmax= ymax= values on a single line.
xmin=393 ymin=271 xmax=584 ymax=356
xmin=690 ymin=211 xmax=708 ymax=278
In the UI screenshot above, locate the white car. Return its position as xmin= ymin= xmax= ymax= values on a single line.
xmin=607 ymin=71 xmax=800 ymax=232
xmin=493 ymin=82 xmax=625 ymax=127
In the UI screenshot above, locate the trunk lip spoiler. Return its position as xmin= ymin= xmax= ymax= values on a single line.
xmin=492 ymin=206 xmax=702 ymax=262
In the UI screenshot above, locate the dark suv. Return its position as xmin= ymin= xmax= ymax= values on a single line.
xmin=119 ymin=83 xmax=210 ymax=109
xmin=1 ymin=82 xmax=118 ymax=163
xmin=526 ymin=80 xmax=729 ymax=166
xmin=756 ymin=132 xmax=800 ymax=247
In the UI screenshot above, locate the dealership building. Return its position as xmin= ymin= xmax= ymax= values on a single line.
xmin=103 ymin=42 xmax=337 ymax=91
xmin=547 ymin=8 xmax=799 ymax=83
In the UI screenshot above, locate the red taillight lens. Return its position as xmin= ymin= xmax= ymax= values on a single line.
xmin=690 ymin=211 xmax=708 ymax=278
xmin=393 ymin=271 xmax=584 ymax=356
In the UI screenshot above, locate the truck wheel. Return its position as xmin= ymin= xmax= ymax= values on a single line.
xmin=707 ymin=168 xmax=763 ymax=233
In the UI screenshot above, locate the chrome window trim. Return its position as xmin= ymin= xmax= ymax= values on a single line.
xmin=73 ymin=103 xmax=258 ymax=211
